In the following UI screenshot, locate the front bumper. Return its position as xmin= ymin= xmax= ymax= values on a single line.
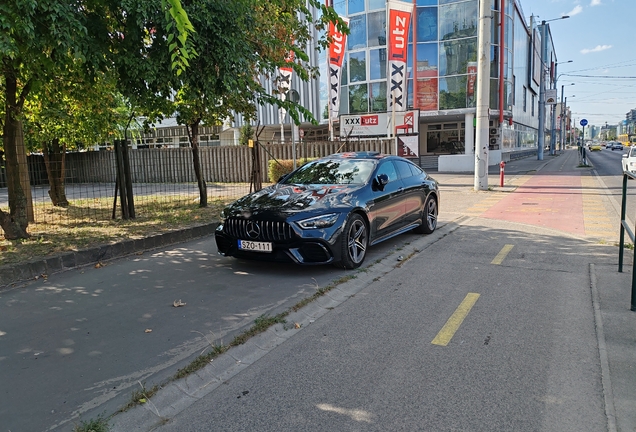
xmin=214 ymin=219 xmax=346 ymax=265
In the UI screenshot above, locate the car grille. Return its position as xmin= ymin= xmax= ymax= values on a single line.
xmin=224 ymin=218 xmax=295 ymax=241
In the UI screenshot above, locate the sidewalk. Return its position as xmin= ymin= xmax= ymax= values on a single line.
xmin=109 ymin=149 xmax=636 ymax=432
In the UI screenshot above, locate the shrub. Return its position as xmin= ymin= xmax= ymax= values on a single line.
xmin=268 ymin=158 xmax=315 ymax=183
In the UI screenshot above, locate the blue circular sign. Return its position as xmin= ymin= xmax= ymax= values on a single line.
xmin=580 ymin=119 xmax=588 ymax=127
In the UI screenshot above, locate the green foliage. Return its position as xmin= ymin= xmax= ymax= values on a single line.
xmin=72 ymin=414 xmax=110 ymax=432
xmin=239 ymin=124 xmax=254 ymax=146
xmin=163 ymin=0 xmax=198 ymax=77
xmin=268 ymin=158 xmax=315 ymax=183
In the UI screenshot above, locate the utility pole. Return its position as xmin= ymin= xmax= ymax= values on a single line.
xmin=474 ymin=0 xmax=491 ymax=191
xmin=537 ymin=21 xmax=548 ymax=161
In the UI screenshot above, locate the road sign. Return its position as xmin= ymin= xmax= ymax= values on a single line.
xmin=580 ymin=119 xmax=588 ymax=127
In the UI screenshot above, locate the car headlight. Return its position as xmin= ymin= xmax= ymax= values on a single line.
xmin=296 ymin=213 xmax=339 ymax=229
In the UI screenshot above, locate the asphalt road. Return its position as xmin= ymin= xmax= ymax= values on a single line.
xmin=0 ymin=150 xmax=624 ymax=431
xmin=586 ymin=147 xmax=636 ymax=227
xmin=0 ymin=222 xmax=412 ymax=432
xmin=152 ymin=215 xmax=611 ymax=432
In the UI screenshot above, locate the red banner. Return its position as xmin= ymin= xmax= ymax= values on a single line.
xmin=328 ymin=17 xmax=349 ymax=120
xmin=387 ymin=1 xmax=412 ymax=112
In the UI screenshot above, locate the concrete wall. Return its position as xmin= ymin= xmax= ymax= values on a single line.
xmin=438 ymin=150 xmax=502 ymax=173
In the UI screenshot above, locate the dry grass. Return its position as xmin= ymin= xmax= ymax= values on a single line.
xmin=0 ymin=196 xmax=233 ymax=267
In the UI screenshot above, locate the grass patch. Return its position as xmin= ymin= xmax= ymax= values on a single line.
xmin=0 ymin=195 xmax=235 ymax=267
xmin=72 ymin=414 xmax=110 ymax=432
xmin=119 ymin=383 xmax=160 ymax=413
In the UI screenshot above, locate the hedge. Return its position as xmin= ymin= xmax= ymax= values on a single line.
xmin=268 ymin=158 xmax=316 ymax=183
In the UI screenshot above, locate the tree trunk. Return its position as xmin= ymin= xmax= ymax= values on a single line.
xmin=42 ymin=138 xmax=69 ymax=207
xmin=188 ymin=122 xmax=207 ymax=207
xmin=1 ymin=69 xmax=30 ymax=239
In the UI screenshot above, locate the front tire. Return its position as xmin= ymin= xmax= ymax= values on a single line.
xmin=414 ymin=195 xmax=438 ymax=234
xmin=336 ymin=213 xmax=368 ymax=269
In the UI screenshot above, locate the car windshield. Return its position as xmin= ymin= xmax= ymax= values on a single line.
xmin=282 ymin=159 xmax=375 ymax=185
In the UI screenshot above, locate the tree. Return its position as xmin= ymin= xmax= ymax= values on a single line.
xmin=0 ymin=0 xmax=196 ymax=237
xmin=0 ymin=0 xmax=111 ymax=238
xmin=166 ymin=0 xmax=344 ymax=207
xmin=24 ymin=71 xmax=128 ymax=207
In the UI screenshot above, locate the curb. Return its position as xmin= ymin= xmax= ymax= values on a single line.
xmin=0 ymin=222 xmax=220 ymax=290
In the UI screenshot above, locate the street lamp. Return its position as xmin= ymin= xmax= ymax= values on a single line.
xmin=537 ymin=15 xmax=570 ymax=160
xmin=563 ymin=95 xmax=575 ymax=147
xmin=549 ymin=61 xmax=573 ymax=154
xmin=558 ymin=82 xmax=575 ymax=151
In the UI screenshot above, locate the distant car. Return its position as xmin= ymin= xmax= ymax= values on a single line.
xmin=606 ymin=142 xmax=614 ymax=150
xmin=590 ymin=143 xmax=602 ymax=151
xmin=215 ymin=152 xmax=440 ymax=269
xmin=622 ymin=146 xmax=636 ymax=173
xmin=612 ymin=143 xmax=624 ymax=151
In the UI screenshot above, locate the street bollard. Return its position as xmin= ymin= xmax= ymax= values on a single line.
xmin=499 ymin=161 xmax=506 ymax=187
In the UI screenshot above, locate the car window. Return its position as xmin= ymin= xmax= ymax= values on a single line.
xmin=408 ymin=162 xmax=424 ymax=177
xmin=394 ymin=160 xmax=414 ymax=180
xmin=631 ymin=147 xmax=636 ymax=157
xmin=282 ymin=159 xmax=375 ymax=185
xmin=376 ymin=161 xmax=398 ymax=183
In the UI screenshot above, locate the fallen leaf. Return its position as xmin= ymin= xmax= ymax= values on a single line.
xmin=294 ymin=323 xmax=301 ymax=329
xmin=145 ymin=329 xmax=152 ymax=333
xmin=0 ymin=245 xmax=7 ymax=251
xmin=94 ymin=262 xmax=102 ymax=268
xmin=173 ymin=299 xmax=186 ymax=307
xmin=139 ymin=398 xmax=146 ymax=403
xmin=136 ymin=252 xmax=144 ymax=256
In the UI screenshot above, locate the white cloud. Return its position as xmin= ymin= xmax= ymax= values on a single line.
xmin=580 ymin=45 xmax=613 ymax=54
xmin=567 ymin=5 xmax=584 ymax=16
xmin=590 ymin=0 xmax=602 ymax=5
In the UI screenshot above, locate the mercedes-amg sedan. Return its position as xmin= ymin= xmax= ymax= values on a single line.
xmin=214 ymin=152 xmax=439 ymax=269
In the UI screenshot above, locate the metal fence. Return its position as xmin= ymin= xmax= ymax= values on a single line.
xmin=0 ymin=139 xmax=396 ymax=236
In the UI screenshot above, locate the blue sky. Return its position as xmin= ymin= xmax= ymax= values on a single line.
xmin=523 ymin=0 xmax=635 ymax=129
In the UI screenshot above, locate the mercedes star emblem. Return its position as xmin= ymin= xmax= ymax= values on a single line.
xmin=245 ymin=221 xmax=260 ymax=239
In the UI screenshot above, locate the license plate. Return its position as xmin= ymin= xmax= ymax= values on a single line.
xmin=238 ymin=240 xmax=272 ymax=253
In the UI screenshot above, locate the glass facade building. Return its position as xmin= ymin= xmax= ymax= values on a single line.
xmin=243 ymin=0 xmax=558 ymax=162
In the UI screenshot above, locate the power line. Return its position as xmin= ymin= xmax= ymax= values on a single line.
xmin=561 ymin=73 xmax=636 ymax=79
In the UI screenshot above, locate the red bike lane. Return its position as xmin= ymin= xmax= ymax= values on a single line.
xmin=480 ymin=171 xmax=586 ymax=236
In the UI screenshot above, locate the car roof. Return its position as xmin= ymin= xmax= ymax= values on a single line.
xmin=326 ymin=151 xmax=388 ymax=160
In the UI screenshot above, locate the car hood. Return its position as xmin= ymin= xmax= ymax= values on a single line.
xmin=224 ymin=183 xmax=360 ymax=217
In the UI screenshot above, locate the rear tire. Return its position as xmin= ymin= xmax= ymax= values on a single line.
xmin=413 ymin=195 xmax=438 ymax=234
xmin=336 ymin=213 xmax=368 ymax=269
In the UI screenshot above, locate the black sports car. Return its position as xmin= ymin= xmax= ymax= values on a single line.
xmin=215 ymin=152 xmax=439 ymax=269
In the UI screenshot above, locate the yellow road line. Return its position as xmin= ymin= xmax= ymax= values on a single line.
xmin=431 ymin=293 xmax=481 ymax=346
xmin=491 ymin=244 xmax=514 ymax=265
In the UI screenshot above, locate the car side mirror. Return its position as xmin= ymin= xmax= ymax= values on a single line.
xmin=374 ymin=173 xmax=389 ymax=191
xmin=623 ymin=154 xmax=628 ymax=158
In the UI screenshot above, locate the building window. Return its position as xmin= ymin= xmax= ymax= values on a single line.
xmin=349 ymin=83 xmax=368 ymax=114
xmin=348 ymin=0 xmax=365 ymax=14
xmin=349 ymin=51 xmax=366 ymax=83
xmin=369 ymin=49 xmax=387 ymax=80
xmin=523 ymin=86 xmax=527 ymax=112
xmin=367 ymin=11 xmax=385 ymax=47
xmin=531 ymin=94 xmax=535 ymax=116
xmin=369 ymin=82 xmax=387 ymax=112
xmin=439 ymin=1 xmax=478 ymax=41
xmin=347 ymin=14 xmax=367 ymax=50
xmin=415 ymin=6 xmax=438 ymax=42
